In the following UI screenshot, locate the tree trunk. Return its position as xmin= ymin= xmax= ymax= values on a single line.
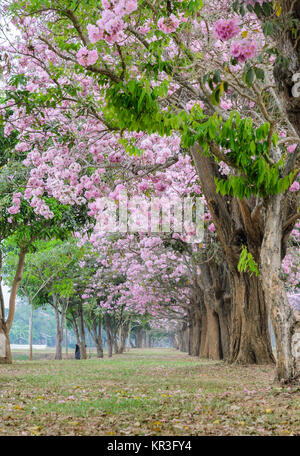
xmin=145 ymin=330 xmax=150 ymax=349
xmin=204 ymin=300 xmax=222 ymax=360
xmin=261 ymin=194 xmax=300 ymax=383
xmin=119 ymin=320 xmax=130 ymax=354
xmin=229 ymin=272 xmax=275 ymax=364
xmin=53 ymin=296 xmax=68 ymax=360
xmin=54 ymin=296 xmax=63 ymax=360
xmin=0 ymin=319 xmax=12 ymax=364
xmin=29 ymin=299 xmax=33 ymax=361
xmin=127 ymin=321 xmax=131 ymax=351
xmin=113 ymin=331 xmax=119 ymax=354
xmin=65 ymin=319 xmax=68 ymax=360
xmin=179 ymin=324 xmax=189 ymax=352
xmin=216 ymin=294 xmax=231 ymax=360
xmin=0 ymin=249 xmax=26 ymax=364
xmin=105 ymin=314 xmax=113 ymax=358
xmin=174 ymin=331 xmax=180 ymax=350
xmin=94 ymin=318 xmax=103 ymax=358
xmin=199 ymin=306 xmax=208 ymax=358
xmin=189 ymin=301 xmax=201 ymax=356
xmin=191 ymin=146 xmax=274 ymax=365
xmin=259 ymin=4 xmax=300 ymax=382
xmin=95 ymin=334 xmax=103 ymax=358
xmin=5 ymin=249 xmax=27 ymax=333
xmin=135 ymin=329 xmax=144 ymax=348
xmin=71 ymin=313 xmax=81 ymax=347
xmin=78 ymin=302 xmax=87 ymax=360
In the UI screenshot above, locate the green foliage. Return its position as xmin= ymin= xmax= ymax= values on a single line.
xmin=237 ymin=245 xmax=259 ymax=277
xmin=181 ymin=111 xmax=296 ymax=198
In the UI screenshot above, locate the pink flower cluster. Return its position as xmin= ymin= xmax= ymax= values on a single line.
xmin=214 ymin=17 xmax=240 ymax=41
xmin=7 ymin=192 xmax=22 ymax=216
xmin=157 ymin=14 xmax=180 ymax=34
xmin=87 ymin=0 xmax=138 ymax=45
xmin=289 ymin=181 xmax=300 ymax=193
xmin=231 ymin=39 xmax=257 ymax=62
xmin=76 ymin=47 xmax=98 ymax=67
xmin=287 ymin=144 xmax=297 ymax=153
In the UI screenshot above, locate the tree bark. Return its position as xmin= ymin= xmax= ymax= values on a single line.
xmin=0 ymin=249 xmax=27 ymax=364
xmin=105 ymin=314 xmax=113 ymax=358
xmin=127 ymin=321 xmax=131 ymax=351
xmin=229 ymin=272 xmax=274 ymax=364
xmin=91 ymin=317 xmax=104 ymax=358
xmin=65 ymin=319 xmax=68 ymax=360
xmin=78 ymin=302 xmax=87 ymax=360
xmin=189 ymin=300 xmax=201 ymax=356
xmin=54 ymin=296 xmax=63 ymax=360
xmin=191 ymin=146 xmax=275 ymax=365
xmin=0 ymin=319 xmax=12 ymax=364
xmin=53 ymin=296 xmax=68 ymax=360
xmin=261 ymin=194 xmax=300 ymax=383
xmin=145 ymin=330 xmax=150 ymax=349
xmin=71 ymin=312 xmax=81 ymax=347
xmin=119 ymin=319 xmax=130 ymax=353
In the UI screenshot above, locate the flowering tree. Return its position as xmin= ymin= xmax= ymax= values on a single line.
xmin=0 ymin=0 xmax=299 ymax=381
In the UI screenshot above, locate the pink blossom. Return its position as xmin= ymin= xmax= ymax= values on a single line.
xmin=157 ymin=14 xmax=180 ymax=34
xmin=289 ymin=181 xmax=300 ymax=192
xmin=231 ymin=39 xmax=257 ymax=62
xmin=76 ymin=47 xmax=98 ymax=67
xmin=287 ymin=144 xmax=297 ymax=153
xmin=214 ymin=17 xmax=240 ymax=41
xmin=87 ymin=24 xmax=103 ymax=43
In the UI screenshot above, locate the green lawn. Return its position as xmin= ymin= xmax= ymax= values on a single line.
xmin=0 ymin=348 xmax=299 ymax=436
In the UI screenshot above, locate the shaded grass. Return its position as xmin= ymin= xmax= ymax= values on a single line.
xmin=0 ymin=348 xmax=299 ymax=436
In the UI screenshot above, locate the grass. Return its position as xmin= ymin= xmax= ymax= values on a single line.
xmin=0 ymin=348 xmax=299 ymax=436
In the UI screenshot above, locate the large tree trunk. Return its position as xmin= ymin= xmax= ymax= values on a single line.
xmin=189 ymin=300 xmax=201 ymax=356
xmin=229 ymin=272 xmax=275 ymax=364
xmin=204 ymin=300 xmax=222 ymax=360
xmin=199 ymin=265 xmax=223 ymax=360
xmin=191 ymin=146 xmax=275 ymax=365
xmin=215 ymin=293 xmax=231 ymax=361
xmin=199 ymin=305 xmax=208 ymax=357
xmin=261 ymin=194 xmax=300 ymax=383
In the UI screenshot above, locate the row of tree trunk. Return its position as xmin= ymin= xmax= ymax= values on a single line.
xmin=174 ymin=255 xmax=275 ymax=366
